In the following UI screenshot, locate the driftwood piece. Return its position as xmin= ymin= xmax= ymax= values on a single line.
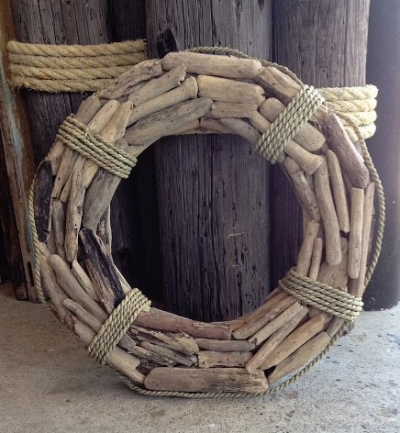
xmin=79 ymin=228 xmax=125 ymax=314
xmin=74 ymin=320 xmax=144 ymax=384
xmin=129 ymin=326 xmax=199 ymax=355
xmin=132 ymin=308 xmax=232 ymax=340
xmin=326 ymin=317 xmax=346 ymax=338
xmin=71 ymin=259 xmax=98 ymax=301
xmin=308 ymin=238 xmax=323 ymax=280
xmin=51 ymin=199 xmax=66 ymax=260
xmin=197 ymin=75 xmax=265 ymax=106
xmin=162 ymin=52 xmax=263 ymax=79
xmin=247 ymin=307 xmax=309 ymax=372
xmin=140 ymin=341 xmax=197 ymax=367
xmin=195 ymin=339 xmax=255 ymax=353
xmin=128 ymin=65 xmax=186 ymax=106
xmin=317 ymin=238 xmax=349 ymax=289
xmin=219 ymin=118 xmax=261 ymax=144
xmin=283 ymin=157 xmax=321 ymax=221
xmin=348 ymin=188 xmax=365 ymax=279
xmin=326 ymin=150 xmax=350 ymax=233
xmin=199 ymin=117 xmax=232 ymax=134
xmin=129 ymin=345 xmax=176 ymax=367
xmin=197 ymin=351 xmax=252 ymax=368
xmin=34 ymin=160 xmax=53 ymax=242
xmin=144 ymin=367 xmax=269 ymax=393
xmin=268 ymin=332 xmax=331 ymax=385
xmin=314 ymin=157 xmax=342 ymax=266
xmin=209 ymin=102 xmax=257 ymax=119
xmin=296 ymin=219 xmax=321 ymax=276
xmin=97 ymin=206 xmax=112 ymax=253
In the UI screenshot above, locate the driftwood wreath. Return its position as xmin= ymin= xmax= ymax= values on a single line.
xmin=30 ymin=48 xmax=384 ymax=397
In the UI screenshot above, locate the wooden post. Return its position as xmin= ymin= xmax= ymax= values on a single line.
xmin=145 ymin=1 xmax=272 ymax=321
xmin=271 ymin=0 xmax=370 ymax=287
xmin=363 ymin=0 xmax=400 ymax=309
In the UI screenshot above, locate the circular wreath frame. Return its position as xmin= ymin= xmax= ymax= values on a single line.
xmin=30 ymin=47 xmax=385 ymax=398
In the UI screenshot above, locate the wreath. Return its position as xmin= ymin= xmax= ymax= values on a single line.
xmin=30 ymin=48 xmax=384 ymax=397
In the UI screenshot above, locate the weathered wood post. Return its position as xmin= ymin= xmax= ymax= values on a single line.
xmin=271 ymin=0 xmax=370 ymax=287
xmin=146 ymin=1 xmax=273 ymax=321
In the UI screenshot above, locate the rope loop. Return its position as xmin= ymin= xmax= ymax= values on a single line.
xmin=56 ymin=115 xmax=137 ymax=178
xmin=88 ymin=288 xmax=151 ymax=364
xmin=279 ymin=269 xmax=363 ymax=322
xmin=255 ymin=85 xmax=325 ymax=163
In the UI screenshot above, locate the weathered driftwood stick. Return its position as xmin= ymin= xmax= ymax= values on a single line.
xmin=233 ymin=295 xmax=297 ymax=340
xmin=144 ymin=367 xmax=269 ymax=393
xmin=128 ymin=65 xmax=186 ymax=106
xmin=132 ymin=308 xmax=232 ymax=340
xmin=348 ymin=188 xmax=365 ymax=279
xmin=219 ymin=118 xmax=261 ymax=144
xmin=322 ymin=111 xmax=370 ymax=189
xmin=129 ymin=345 xmax=176 ymax=367
xmin=197 ymin=75 xmax=265 ymax=106
xmin=249 ymin=302 xmax=305 ymax=346
xmin=162 ymin=52 xmax=263 ymax=79
xmin=259 ymin=98 xmax=326 ymax=151
xmin=65 ymin=169 xmax=85 ymax=262
xmin=199 ymin=117 xmax=232 ymax=134
xmin=140 ymin=341 xmax=197 ymax=367
xmin=51 ymin=199 xmax=66 ymax=260
xmin=209 ymin=102 xmax=257 ymax=119
xmin=296 ymin=219 xmax=321 ymax=275
xmin=247 ymin=307 xmax=308 ymax=373
xmin=97 ymin=206 xmax=112 ymax=253
xmin=79 ymin=228 xmax=125 ymax=314
xmin=260 ymin=313 xmax=328 ymax=369
xmin=197 ymin=351 xmax=252 ymax=368
xmin=125 ymin=97 xmax=213 ymax=148
xmin=349 ymin=182 xmax=375 ymax=297
xmin=195 ymin=339 xmax=255 ymax=353
xmin=46 ymin=94 xmax=102 ymax=175
xmin=129 ymin=326 xmax=199 ymax=355
xmin=47 ymin=227 xmax=57 ymax=255
xmin=128 ymin=76 xmax=198 ymax=126
xmin=325 ymin=317 xmax=345 ymax=338
xmin=74 ymin=320 xmax=144 ymax=384
xmin=268 ymin=332 xmax=331 ymax=385
xmin=48 ymin=254 xmax=107 ymax=322
xmin=326 ymin=150 xmax=350 ymax=233
xmin=314 ymin=157 xmax=342 ymax=266
xmin=34 ymin=160 xmax=53 ymax=242
xmin=283 ymin=157 xmax=321 ymax=221
xmin=171 ymin=120 xmax=200 ymax=135
xmin=71 ymin=259 xmax=98 ymax=301
xmin=317 ymin=238 xmax=349 ymax=290
xmin=308 ymin=238 xmax=324 ymax=280
xmin=99 ymin=59 xmax=162 ymax=100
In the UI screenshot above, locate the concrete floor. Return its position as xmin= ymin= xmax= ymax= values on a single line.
xmin=1 ymin=283 xmax=399 ymax=433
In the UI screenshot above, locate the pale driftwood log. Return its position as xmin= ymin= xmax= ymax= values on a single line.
xmin=128 ymin=345 xmax=176 ymax=367
xmin=79 ymin=228 xmax=125 ymax=315
xmin=322 ymin=111 xmax=370 ymax=189
xmin=259 ymin=98 xmax=325 ymax=151
xmin=247 ymin=307 xmax=308 ymax=372
xmin=199 ymin=117 xmax=232 ymax=134
xmin=51 ymin=199 xmax=66 ymax=260
xmin=47 ymin=226 xmax=57 ymax=255
xmin=197 ymin=75 xmax=265 ymax=106
xmin=48 ymin=254 xmax=107 ymax=322
xmin=128 ymin=76 xmax=198 ymax=125
xmin=348 ymin=188 xmax=365 ymax=279
xmin=34 ymin=160 xmax=53 ymax=242
xmin=170 ymin=120 xmax=200 ymax=135
xmin=71 ymin=259 xmax=98 ymax=301
xmin=65 ymin=169 xmax=85 ymax=262
xmin=209 ymin=102 xmax=258 ymax=119
xmin=296 ymin=219 xmax=321 ymax=276
xmin=249 ymin=302 xmax=305 ymax=346
xmin=128 ymin=65 xmax=186 ymax=106
xmin=349 ymin=182 xmax=375 ymax=297
xmin=283 ymin=157 xmax=321 ymax=221
xmin=195 ymin=339 xmax=255 ymax=352
xmin=46 ymin=94 xmax=102 ymax=175
xmin=97 ymin=206 xmax=112 ymax=253
xmin=99 ymin=59 xmax=162 ymax=100
xmin=132 ymin=308 xmax=232 ymax=340
xmin=140 ymin=341 xmax=197 ymax=367
xmin=325 ymin=317 xmax=345 ymax=338
xmin=219 ymin=118 xmax=261 ymax=144
xmin=260 ymin=313 xmax=328 ymax=369
xmin=316 ymin=238 xmax=349 ymax=289
xmin=144 ymin=367 xmax=268 ymax=393
xmin=74 ymin=320 xmax=144 ymax=384
xmin=233 ymin=295 xmax=297 ymax=340
xmin=268 ymin=332 xmax=331 ymax=385
xmin=197 ymin=351 xmax=252 ymax=368
xmin=129 ymin=326 xmax=199 ymax=355
xmin=308 ymin=238 xmax=323 ymax=280
xmin=326 ymin=150 xmax=350 ymax=233
xmin=162 ymin=52 xmax=263 ymax=79
xmin=314 ymin=157 xmax=342 ymax=266
xmin=125 ymin=97 xmax=213 ymax=148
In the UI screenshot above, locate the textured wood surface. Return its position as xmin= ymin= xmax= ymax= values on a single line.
xmin=271 ymin=0 xmax=370 ymax=287
xmin=146 ymin=0 xmax=272 ymax=321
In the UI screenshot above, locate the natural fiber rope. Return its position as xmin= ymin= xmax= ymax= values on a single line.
xmin=56 ymin=115 xmax=137 ymax=178
xmin=88 ymin=288 xmax=151 ymax=364
xmin=255 ymin=85 xmax=325 ymax=162
xmin=279 ymin=269 xmax=363 ymax=322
